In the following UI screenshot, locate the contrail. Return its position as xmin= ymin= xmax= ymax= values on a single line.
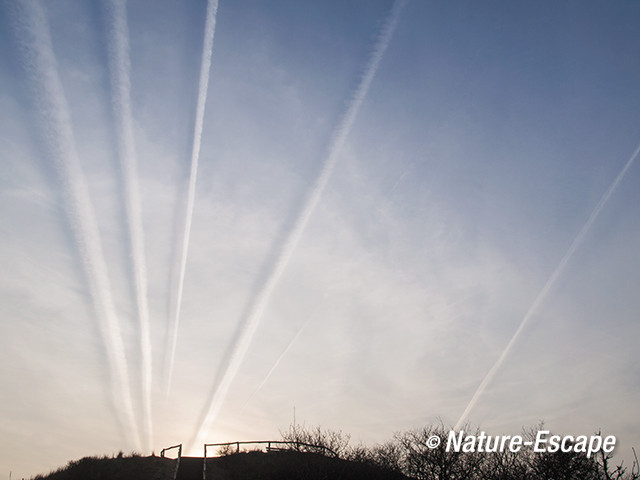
xmin=242 ymin=317 xmax=312 ymax=410
xmin=11 ymin=0 xmax=141 ymax=448
xmin=454 ymin=141 xmax=640 ymax=431
xmin=103 ymin=0 xmax=152 ymax=450
xmin=240 ymin=288 xmax=336 ymax=410
xmin=164 ymin=0 xmax=219 ymax=395
xmin=188 ymin=0 xmax=407 ymax=452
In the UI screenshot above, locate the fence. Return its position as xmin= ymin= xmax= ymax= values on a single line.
xmin=202 ymin=440 xmax=338 ymax=479
xmin=160 ymin=444 xmax=182 ymax=480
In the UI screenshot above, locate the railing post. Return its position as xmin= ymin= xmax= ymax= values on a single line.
xmin=173 ymin=445 xmax=182 ymax=480
xmin=175 ymin=445 xmax=181 ymax=480
xmin=203 ymin=444 xmax=207 ymax=480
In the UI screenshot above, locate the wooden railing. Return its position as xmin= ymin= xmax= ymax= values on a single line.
xmin=160 ymin=444 xmax=182 ymax=480
xmin=202 ymin=440 xmax=338 ymax=479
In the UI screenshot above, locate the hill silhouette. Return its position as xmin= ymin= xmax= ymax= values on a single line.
xmin=32 ymin=451 xmax=408 ymax=480
xmin=202 ymin=450 xmax=409 ymax=480
xmin=32 ymin=454 xmax=175 ymax=480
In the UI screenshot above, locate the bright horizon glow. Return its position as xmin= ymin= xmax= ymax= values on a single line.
xmin=1 ymin=1 xmax=640 ymax=478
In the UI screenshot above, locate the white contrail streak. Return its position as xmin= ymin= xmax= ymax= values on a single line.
xmin=454 ymin=142 xmax=640 ymax=431
xmin=103 ymin=0 xmax=152 ymax=450
xmin=242 ymin=318 xmax=312 ymax=410
xmin=164 ymin=0 xmax=219 ymax=395
xmin=241 ymin=289 xmax=331 ymax=410
xmin=188 ymin=0 xmax=407 ymax=452
xmin=11 ymin=0 xmax=141 ymax=449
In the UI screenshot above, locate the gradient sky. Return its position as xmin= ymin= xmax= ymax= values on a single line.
xmin=2 ymin=0 xmax=640 ymax=478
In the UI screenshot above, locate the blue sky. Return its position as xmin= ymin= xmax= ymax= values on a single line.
xmin=1 ymin=0 xmax=640 ymax=477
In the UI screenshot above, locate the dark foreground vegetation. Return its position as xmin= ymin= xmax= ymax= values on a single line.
xmin=279 ymin=423 xmax=639 ymax=480
xmin=32 ymin=422 xmax=639 ymax=480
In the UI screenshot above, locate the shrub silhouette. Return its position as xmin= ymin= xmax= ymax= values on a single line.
xmin=276 ymin=422 xmax=639 ymax=480
xmin=280 ymin=422 xmax=351 ymax=457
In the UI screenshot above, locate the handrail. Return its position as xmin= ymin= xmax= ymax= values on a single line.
xmin=161 ymin=444 xmax=183 ymax=457
xmin=202 ymin=440 xmax=338 ymax=479
xmin=204 ymin=440 xmax=337 ymax=457
xmin=160 ymin=444 xmax=182 ymax=480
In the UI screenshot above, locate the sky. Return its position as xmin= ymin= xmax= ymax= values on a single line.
xmin=1 ymin=0 xmax=640 ymax=477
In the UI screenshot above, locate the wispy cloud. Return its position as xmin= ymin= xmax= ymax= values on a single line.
xmin=103 ymin=0 xmax=153 ymax=450
xmin=165 ymin=0 xmax=219 ymax=395
xmin=455 ymin=140 xmax=640 ymax=430
xmin=11 ymin=0 xmax=140 ymax=450
xmin=187 ymin=0 xmax=407 ymax=452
